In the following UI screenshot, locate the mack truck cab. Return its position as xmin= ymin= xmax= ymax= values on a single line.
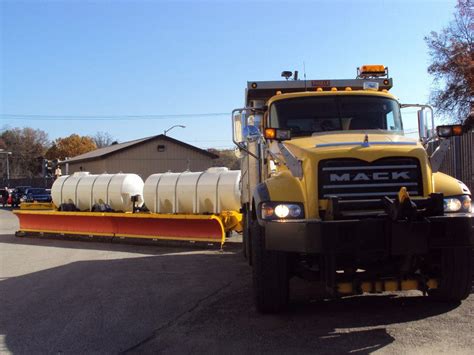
xmin=232 ymin=65 xmax=473 ymax=313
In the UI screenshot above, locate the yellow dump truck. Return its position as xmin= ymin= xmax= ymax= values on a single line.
xmin=232 ymin=65 xmax=473 ymax=313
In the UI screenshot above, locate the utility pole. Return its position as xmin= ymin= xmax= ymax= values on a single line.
xmin=0 ymin=150 xmax=12 ymax=185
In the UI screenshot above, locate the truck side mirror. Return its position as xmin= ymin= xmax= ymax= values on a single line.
xmin=240 ymin=114 xmax=261 ymax=141
xmin=232 ymin=112 xmax=243 ymax=144
xmin=417 ymin=109 xmax=429 ymax=140
xmin=243 ymin=125 xmax=261 ymax=140
xmin=233 ymin=147 xmax=242 ymax=159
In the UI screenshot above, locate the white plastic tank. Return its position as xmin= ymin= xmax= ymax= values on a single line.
xmin=142 ymin=174 xmax=162 ymax=214
xmin=176 ymin=172 xmax=203 ymax=213
xmin=76 ymin=173 xmax=103 ymax=210
xmin=51 ymin=174 xmax=73 ymax=206
xmin=143 ymin=167 xmax=241 ymax=214
xmin=51 ymin=172 xmax=144 ymax=212
xmin=154 ymin=172 xmax=181 ymax=213
xmin=216 ymin=169 xmax=241 ymax=212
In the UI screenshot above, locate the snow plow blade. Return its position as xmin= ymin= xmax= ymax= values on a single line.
xmin=14 ymin=210 xmax=241 ymax=247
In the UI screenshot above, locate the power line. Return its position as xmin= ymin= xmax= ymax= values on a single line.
xmin=200 ymin=145 xmax=235 ymax=149
xmin=188 ymin=139 xmax=230 ymax=142
xmin=1 ymin=111 xmax=425 ymax=121
xmin=0 ymin=112 xmax=229 ymax=121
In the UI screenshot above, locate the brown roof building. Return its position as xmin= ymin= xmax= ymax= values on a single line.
xmin=63 ymin=134 xmax=218 ymax=179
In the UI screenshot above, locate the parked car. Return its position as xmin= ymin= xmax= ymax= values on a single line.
xmin=11 ymin=186 xmax=31 ymax=207
xmin=23 ymin=188 xmax=52 ymax=203
xmin=11 ymin=186 xmax=32 ymax=207
xmin=0 ymin=188 xmax=10 ymax=207
xmin=14 ymin=186 xmax=31 ymax=195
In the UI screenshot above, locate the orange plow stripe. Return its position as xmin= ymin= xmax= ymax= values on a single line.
xmin=15 ymin=212 xmax=225 ymax=244
xmin=114 ymin=216 xmax=223 ymax=240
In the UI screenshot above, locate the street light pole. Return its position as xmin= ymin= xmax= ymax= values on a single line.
xmin=0 ymin=150 xmax=12 ymax=184
xmin=164 ymin=125 xmax=186 ymax=135
xmin=6 ymin=153 xmax=10 ymax=180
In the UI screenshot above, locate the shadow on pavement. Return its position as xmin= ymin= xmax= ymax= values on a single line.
xmin=0 ymin=233 xmax=238 ymax=255
xmin=0 ymin=246 xmax=465 ymax=354
xmin=0 ymin=250 xmax=242 ymax=353
xmin=162 ymin=283 xmax=462 ymax=354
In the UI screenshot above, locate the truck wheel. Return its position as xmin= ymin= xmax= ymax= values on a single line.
xmin=242 ymin=208 xmax=248 ymax=259
xmin=429 ymin=247 xmax=472 ymax=302
xmin=242 ymin=207 xmax=252 ymax=265
xmin=242 ymin=223 xmax=249 ymax=261
xmin=251 ymin=220 xmax=289 ymax=313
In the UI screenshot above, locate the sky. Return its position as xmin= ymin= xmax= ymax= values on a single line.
xmin=0 ymin=0 xmax=459 ymax=149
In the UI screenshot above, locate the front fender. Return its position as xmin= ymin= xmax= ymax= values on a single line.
xmin=265 ymin=171 xmax=305 ymax=202
xmin=432 ymin=172 xmax=471 ymax=196
xmin=252 ymin=171 xmax=305 ymax=224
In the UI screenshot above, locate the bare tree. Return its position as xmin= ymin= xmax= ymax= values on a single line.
xmin=92 ymin=131 xmax=116 ymax=148
xmin=425 ymin=0 xmax=473 ymax=121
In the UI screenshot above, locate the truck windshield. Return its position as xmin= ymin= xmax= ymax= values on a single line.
xmin=269 ymin=96 xmax=403 ymax=137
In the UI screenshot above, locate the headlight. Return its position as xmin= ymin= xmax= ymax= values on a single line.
xmin=274 ymin=204 xmax=290 ymax=218
xmin=261 ymin=202 xmax=304 ymax=220
xmin=444 ymin=195 xmax=471 ymax=213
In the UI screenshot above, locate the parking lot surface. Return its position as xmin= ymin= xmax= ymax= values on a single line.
xmin=0 ymin=209 xmax=472 ymax=354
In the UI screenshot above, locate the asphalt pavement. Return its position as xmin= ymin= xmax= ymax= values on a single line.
xmin=0 ymin=209 xmax=473 ymax=354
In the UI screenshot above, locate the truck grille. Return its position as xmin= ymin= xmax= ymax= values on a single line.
xmin=318 ymin=157 xmax=423 ymax=199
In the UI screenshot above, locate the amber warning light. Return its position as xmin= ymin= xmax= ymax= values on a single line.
xmin=358 ymin=65 xmax=388 ymax=78
xmin=437 ymin=124 xmax=464 ymax=138
xmin=264 ymin=128 xmax=291 ymax=141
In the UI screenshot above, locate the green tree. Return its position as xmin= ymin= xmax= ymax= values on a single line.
xmin=425 ymin=0 xmax=473 ymax=121
xmin=0 ymin=127 xmax=50 ymax=178
xmin=46 ymin=134 xmax=97 ymax=160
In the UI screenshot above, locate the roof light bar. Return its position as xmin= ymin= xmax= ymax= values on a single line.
xmin=357 ymin=65 xmax=388 ymax=79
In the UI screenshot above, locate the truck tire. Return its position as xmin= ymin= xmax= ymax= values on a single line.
xmin=429 ymin=246 xmax=472 ymax=302
xmin=242 ymin=207 xmax=248 ymax=259
xmin=242 ymin=207 xmax=252 ymax=265
xmin=242 ymin=216 xmax=249 ymax=260
xmin=251 ymin=219 xmax=289 ymax=313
